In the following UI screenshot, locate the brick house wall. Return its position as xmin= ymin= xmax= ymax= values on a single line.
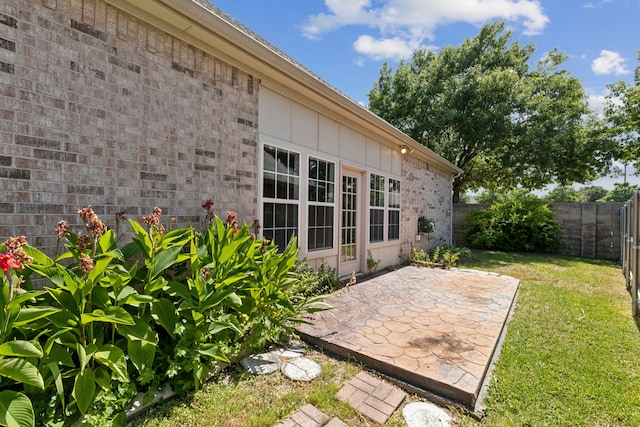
xmin=401 ymin=155 xmax=453 ymax=259
xmin=0 ymin=0 xmax=258 ymax=253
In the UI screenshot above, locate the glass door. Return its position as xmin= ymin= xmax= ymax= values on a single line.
xmin=340 ymin=172 xmax=360 ymax=275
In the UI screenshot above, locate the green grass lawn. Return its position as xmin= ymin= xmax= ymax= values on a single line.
xmin=131 ymin=251 xmax=640 ymax=426
xmin=456 ymin=251 xmax=640 ymax=427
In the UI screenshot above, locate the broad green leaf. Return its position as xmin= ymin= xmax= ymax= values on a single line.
xmin=87 ymin=255 xmax=115 ymax=285
xmin=0 ymin=390 xmax=35 ymax=427
xmin=21 ymin=245 xmax=54 ymax=267
xmin=93 ymin=344 xmax=129 ymax=382
xmin=80 ymin=306 xmax=135 ymax=326
xmin=144 ymin=277 xmax=168 ymax=295
xmin=165 ymin=281 xmax=192 ymax=301
xmin=157 ymin=228 xmax=191 ymax=251
xmin=46 ymin=362 xmax=65 ymax=409
xmin=128 ymin=219 xmax=153 ymax=259
xmin=150 ymin=298 xmax=179 ymax=336
xmin=98 ymin=229 xmax=117 ymax=254
xmin=13 ymin=306 xmax=60 ymax=328
xmin=120 ymin=241 xmax=141 ymax=261
xmin=198 ymin=344 xmax=230 ymax=362
xmin=0 ymin=358 xmax=44 ymax=389
xmin=73 ymin=368 xmax=95 ymax=415
xmin=148 ymin=246 xmax=184 ymax=281
xmin=117 ymin=318 xmax=156 ymax=346
xmin=200 ymin=287 xmax=237 ymax=312
xmin=0 ymin=341 xmax=42 ymax=358
xmin=6 ymin=291 xmax=47 ymax=307
xmin=94 ymin=366 xmax=111 ymax=390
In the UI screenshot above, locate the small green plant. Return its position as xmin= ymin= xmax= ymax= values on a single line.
xmin=290 ymin=259 xmax=339 ymax=297
xmin=410 ymin=245 xmax=471 ymax=269
xmin=366 ymin=251 xmax=380 ymax=274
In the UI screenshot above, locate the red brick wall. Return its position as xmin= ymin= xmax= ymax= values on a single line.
xmin=0 ymin=0 xmax=258 ymax=253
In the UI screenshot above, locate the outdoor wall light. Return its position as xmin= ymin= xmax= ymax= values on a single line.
xmin=400 ymin=145 xmax=413 ymax=155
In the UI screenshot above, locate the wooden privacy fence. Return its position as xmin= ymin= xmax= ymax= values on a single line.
xmin=452 ymin=202 xmax=624 ymax=260
xmin=620 ymin=191 xmax=640 ymax=324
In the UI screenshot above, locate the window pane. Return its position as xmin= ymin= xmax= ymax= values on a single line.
xmin=263 ymin=172 xmax=275 ymax=198
xmin=275 ymin=204 xmax=287 ymax=227
xmin=277 ymin=175 xmax=288 ymax=199
xmin=276 ymin=149 xmax=288 ymax=173
xmin=309 ymin=158 xmax=318 ymax=179
xmin=308 ymin=206 xmax=317 ymax=227
xmin=264 ymin=145 xmax=276 ymax=171
xmin=289 ymin=176 xmax=299 ymax=200
xmin=389 ymin=210 xmax=400 ymax=240
xmin=325 ymin=207 xmax=334 ymax=226
xmin=289 ymin=152 xmax=299 ymax=175
xmin=370 ymin=209 xmax=384 ymax=243
xmin=264 ymin=203 xmax=274 ymax=228
xmin=287 ymin=204 xmax=298 ymax=226
xmin=327 ymin=183 xmax=335 ymax=203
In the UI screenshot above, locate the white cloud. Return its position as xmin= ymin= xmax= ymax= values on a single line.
xmin=591 ymin=50 xmax=630 ymax=75
xmin=301 ymin=0 xmax=549 ymax=60
xmin=353 ymin=35 xmax=420 ymax=61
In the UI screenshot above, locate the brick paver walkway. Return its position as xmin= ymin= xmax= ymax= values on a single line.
xmin=274 ymin=372 xmax=406 ymax=426
xmin=337 ymin=372 xmax=406 ymax=424
xmin=297 ymin=266 xmax=519 ymax=410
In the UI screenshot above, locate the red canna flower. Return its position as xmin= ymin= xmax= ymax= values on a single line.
xmin=202 ymin=199 xmax=214 ymax=210
xmin=0 ymin=253 xmax=21 ymax=273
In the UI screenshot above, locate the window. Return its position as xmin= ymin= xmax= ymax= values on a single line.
xmin=369 ymin=174 xmax=385 ymax=243
xmin=308 ymin=157 xmax=335 ymax=251
xmin=263 ymin=145 xmax=299 ymax=249
xmin=388 ymin=179 xmax=401 ymax=240
xmin=369 ymin=174 xmax=401 ymax=243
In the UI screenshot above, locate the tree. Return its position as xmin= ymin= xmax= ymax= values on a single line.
xmin=475 ymin=189 xmax=532 ymax=205
xmin=580 ymin=185 xmax=609 ymax=202
xmin=368 ymin=22 xmax=615 ymax=202
xmin=604 ymin=53 xmax=640 ymax=170
xmin=544 ymin=185 xmax=586 ymax=203
xmin=597 ymin=182 xmax=637 ymax=203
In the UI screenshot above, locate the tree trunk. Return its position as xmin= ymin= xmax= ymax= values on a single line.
xmin=452 ymin=176 xmax=463 ymax=204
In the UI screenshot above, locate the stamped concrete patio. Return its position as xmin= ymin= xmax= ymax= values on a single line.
xmin=296 ymin=265 xmax=519 ymax=411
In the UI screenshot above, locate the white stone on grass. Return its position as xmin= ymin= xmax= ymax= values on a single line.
xmin=402 ymin=401 xmax=452 ymax=427
xmin=281 ymin=357 xmax=322 ymax=381
xmin=270 ymin=345 xmax=306 ymax=359
xmin=240 ymin=353 xmax=282 ymax=375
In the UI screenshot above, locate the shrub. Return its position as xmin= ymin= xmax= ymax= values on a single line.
xmin=462 ymin=196 xmax=560 ymax=252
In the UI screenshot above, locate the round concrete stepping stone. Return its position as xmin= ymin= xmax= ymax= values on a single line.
xmin=270 ymin=345 xmax=306 ymax=359
xmin=281 ymin=357 xmax=322 ymax=381
xmin=402 ymin=401 xmax=452 ymax=427
xmin=240 ymin=353 xmax=282 ymax=375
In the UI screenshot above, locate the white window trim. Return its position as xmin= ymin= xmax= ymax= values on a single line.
xmin=367 ymin=171 xmax=402 ymax=247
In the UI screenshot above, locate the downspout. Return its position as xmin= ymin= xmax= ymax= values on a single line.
xmin=450 ymin=171 xmax=462 ymax=245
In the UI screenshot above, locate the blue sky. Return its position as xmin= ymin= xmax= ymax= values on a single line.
xmin=210 ymin=0 xmax=639 ymax=189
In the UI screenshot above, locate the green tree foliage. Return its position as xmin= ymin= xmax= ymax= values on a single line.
xmin=475 ymin=189 xmax=531 ymax=205
xmin=580 ymin=185 xmax=609 ymax=202
xmin=544 ymin=185 xmax=587 ymax=203
xmin=604 ymin=53 xmax=640 ymax=168
xmin=597 ymin=182 xmax=637 ymax=202
xmin=462 ymin=195 xmax=560 ymax=253
xmin=368 ymin=22 xmax=614 ymax=202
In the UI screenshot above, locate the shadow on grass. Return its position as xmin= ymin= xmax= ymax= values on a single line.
xmin=462 ymin=249 xmax=620 ymax=271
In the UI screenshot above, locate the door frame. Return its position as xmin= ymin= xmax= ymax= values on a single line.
xmin=339 ymin=166 xmax=365 ymax=277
